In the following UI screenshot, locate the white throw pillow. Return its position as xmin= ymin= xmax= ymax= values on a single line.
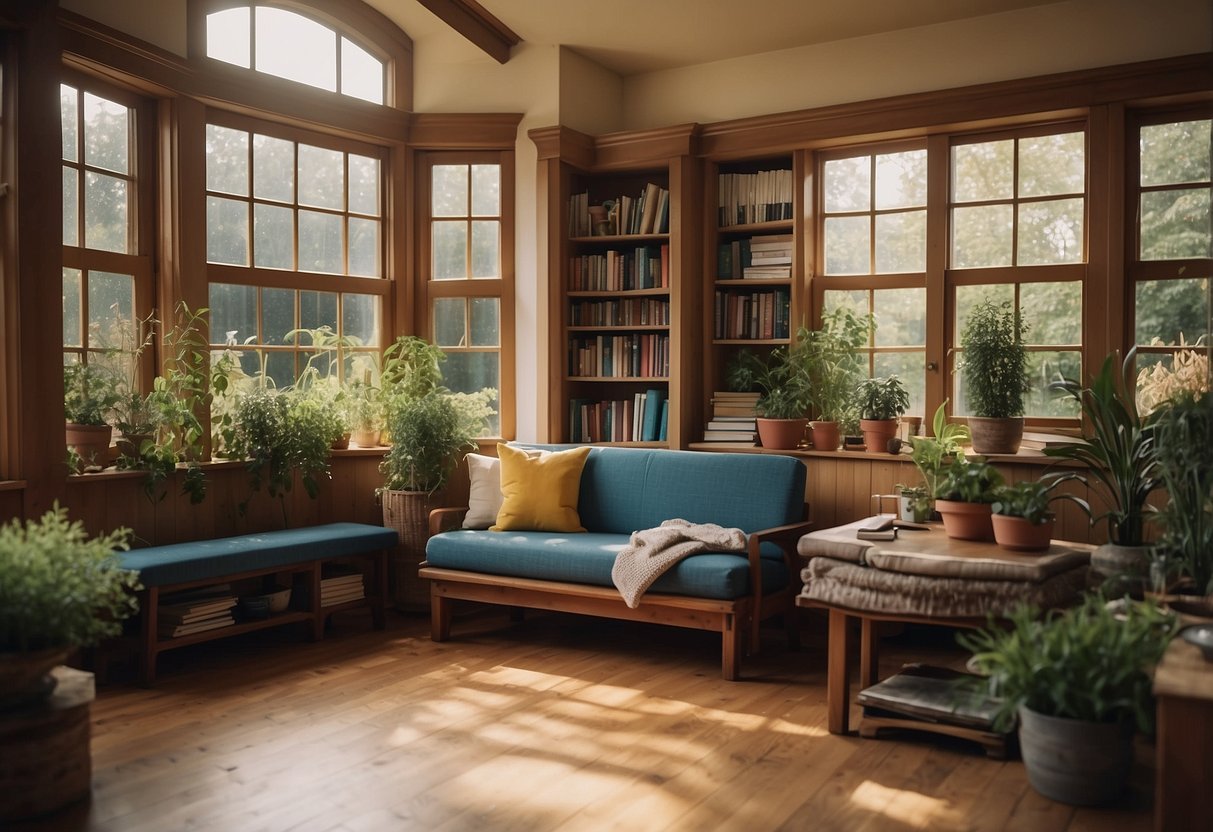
xmin=461 ymin=449 xmax=545 ymax=529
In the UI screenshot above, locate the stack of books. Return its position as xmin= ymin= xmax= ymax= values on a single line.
xmin=158 ymin=585 xmax=237 ymax=639
xmin=320 ymin=567 xmax=365 ymax=607
xmin=743 ymin=234 xmax=793 ymax=279
xmin=702 ymin=391 xmax=759 ymax=444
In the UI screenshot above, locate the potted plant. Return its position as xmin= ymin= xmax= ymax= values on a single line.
xmin=896 ymin=484 xmax=933 ymax=523
xmin=1046 ymin=351 xmax=1160 ymax=586
xmin=990 ymin=474 xmax=1083 ymax=551
xmin=906 ymin=400 xmax=971 ymax=509
xmin=854 ymin=375 xmax=909 ymax=453
xmin=725 ymin=338 xmax=814 ymax=450
xmin=0 ymin=505 xmax=140 ymax=707
xmin=803 ymin=306 xmax=872 ymax=451
xmin=959 ymin=596 xmax=1176 ymax=806
xmin=958 ymin=299 xmax=1029 ymax=454
xmin=345 ymin=375 xmax=383 ymax=447
xmin=934 ymin=457 xmax=1005 ymax=541
xmin=63 ymin=363 xmax=121 ymax=468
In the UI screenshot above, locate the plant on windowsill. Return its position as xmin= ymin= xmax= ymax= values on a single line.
xmin=989 ymin=473 xmax=1084 ymax=551
xmin=934 ymin=457 xmax=1005 ymax=541
xmin=725 ymin=334 xmax=815 ymax=450
xmin=957 ymin=299 xmax=1030 ymax=454
xmin=854 ymin=375 xmax=909 ymax=454
xmin=803 ymin=306 xmax=872 ymax=451
xmin=958 ymin=595 xmax=1176 ymax=806
xmin=63 ymin=362 xmax=122 ymax=470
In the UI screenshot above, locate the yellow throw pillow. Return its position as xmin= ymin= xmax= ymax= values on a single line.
xmin=491 ymin=444 xmax=591 ymax=532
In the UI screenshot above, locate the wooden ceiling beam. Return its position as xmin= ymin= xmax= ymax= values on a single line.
xmin=414 ymin=0 xmax=520 ymax=64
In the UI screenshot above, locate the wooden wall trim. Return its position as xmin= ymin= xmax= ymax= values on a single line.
xmin=408 ymin=113 xmax=522 ymax=149
xmin=413 ymin=0 xmax=520 ymax=65
xmin=529 ymin=125 xmax=595 ymax=168
xmin=699 ymin=53 xmax=1213 ymax=159
xmin=529 ymin=123 xmax=702 ymax=171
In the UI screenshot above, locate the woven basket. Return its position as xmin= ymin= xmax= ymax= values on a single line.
xmin=381 ymin=489 xmax=434 ymax=611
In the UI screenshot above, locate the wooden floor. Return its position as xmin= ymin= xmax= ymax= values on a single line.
xmin=15 ymin=609 xmax=1154 ymax=832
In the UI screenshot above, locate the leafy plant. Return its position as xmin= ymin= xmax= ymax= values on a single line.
xmin=0 ymin=504 xmax=140 ymax=652
xmin=1149 ymin=390 xmax=1213 ymax=594
xmin=63 ymin=362 xmax=121 ymax=426
xmin=936 ymin=457 xmax=1005 ymax=503
xmin=1135 ymin=336 xmax=1209 ymax=415
xmin=991 ymin=474 xmax=1083 ymax=525
xmin=959 ymin=595 xmax=1177 ymax=732
xmin=380 ymin=390 xmax=491 ymax=493
xmin=381 ymin=335 xmax=445 ymax=403
xmin=908 ymin=400 xmax=971 ymax=498
xmin=726 ymin=338 xmax=815 ymax=419
xmin=1045 ymin=350 xmax=1159 ymax=546
xmin=958 ymin=299 xmax=1029 ymax=418
xmin=855 ymin=375 xmax=909 ymax=421
xmin=344 ymin=374 xmax=383 ymax=436
xmin=804 ymin=306 xmax=872 ymax=423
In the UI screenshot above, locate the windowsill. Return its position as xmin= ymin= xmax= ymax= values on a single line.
xmin=0 ymin=480 xmax=27 ymax=492
xmin=66 ymin=449 xmax=393 ymax=482
xmin=687 ymin=442 xmax=1065 ymax=465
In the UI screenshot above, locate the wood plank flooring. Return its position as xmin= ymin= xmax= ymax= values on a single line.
xmin=11 ymin=610 xmax=1154 ymax=832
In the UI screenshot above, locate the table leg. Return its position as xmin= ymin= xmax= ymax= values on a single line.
xmin=827 ymin=608 xmax=851 ymax=735
xmin=860 ymin=617 xmax=879 ymax=690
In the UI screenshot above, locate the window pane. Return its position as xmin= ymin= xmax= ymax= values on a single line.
xmin=1021 ymin=281 xmax=1082 ymax=345
xmin=433 ymin=165 xmax=469 ymax=217
xmin=955 ymin=284 xmax=1013 ymax=339
xmin=298 ymin=144 xmax=344 ymax=210
xmin=255 ymin=7 xmax=337 ymax=93
xmin=253 ymin=133 xmax=294 ymax=202
xmin=348 ymin=217 xmax=380 ymax=277
xmin=206 ymin=7 xmax=250 ymax=68
xmin=85 ymin=172 xmax=128 ymax=253
xmin=471 ymin=164 xmax=500 ymax=216
xmin=874 ymin=210 xmax=925 ymax=273
xmin=264 ymin=352 xmax=295 ymax=388
xmin=1140 ymin=189 xmax=1212 ymax=260
xmin=823 ymin=156 xmax=870 ymax=212
xmin=443 ymin=352 xmax=500 ymax=434
xmin=951 ymin=204 xmax=1012 ymax=268
xmin=207 ymin=196 xmax=249 ymax=265
xmin=873 ymin=288 xmax=925 ymax=347
xmin=342 ymin=294 xmax=379 ymax=346
xmin=60 ymin=85 xmax=77 ymax=162
xmin=823 ymin=288 xmax=868 ymax=320
xmin=875 ymin=150 xmax=926 ymax=210
xmin=62 ymin=166 xmax=78 ymax=246
xmin=254 ymin=203 xmax=294 ymax=269
xmin=434 ymin=298 xmax=466 ymax=347
xmin=299 ymin=290 xmax=338 ymax=333
xmin=1019 ymin=132 xmax=1084 ymax=197
xmin=206 ymin=125 xmax=249 ymax=196
xmin=209 ymin=283 xmax=257 ymax=345
xmin=1135 ymin=277 xmax=1210 ymax=345
xmin=433 ymin=221 xmax=468 ymax=280
xmin=1025 ymin=351 xmax=1082 ymax=417
xmin=340 ymin=37 xmax=383 ymax=105
xmin=470 ymin=298 xmax=500 ymax=347
xmin=951 ymin=140 xmax=1013 ymax=203
xmin=88 ymin=272 xmax=133 ymax=347
xmin=262 ymin=287 xmax=294 ymax=345
xmin=471 ymin=221 xmax=499 ymax=278
xmin=1017 ymin=198 xmax=1084 ymax=265
xmin=82 ymin=92 xmax=129 ymax=175
xmin=348 ymin=154 xmax=380 ymax=216
xmin=824 ymin=215 xmax=870 ymax=274
xmin=1141 ymin=120 xmax=1211 ymax=187
xmin=63 ymin=268 xmax=82 ymax=347
xmin=298 ymin=209 xmax=343 ymax=274
xmin=873 ymin=352 xmax=925 ymax=416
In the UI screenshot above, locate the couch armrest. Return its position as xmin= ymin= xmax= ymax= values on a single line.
xmin=745 ymin=508 xmax=814 ymax=650
xmin=429 ymin=507 xmax=469 ymax=536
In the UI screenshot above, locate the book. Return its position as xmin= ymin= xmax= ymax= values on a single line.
xmin=1019 ymin=431 xmax=1085 ymax=450
xmin=702 ymin=429 xmax=757 ymax=442
xmin=642 ymin=388 xmax=666 ymax=442
xmin=658 ymin=398 xmax=669 ymax=442
xmin=706 ymin=418 xmax=757 ymax=431
xmin=160 ymin=614 xmax=236 ymax=639
xmin=857 ymin=665 xmax=1001 ymax=730
xmin=638 ymin=182 xmax=660 ymax=234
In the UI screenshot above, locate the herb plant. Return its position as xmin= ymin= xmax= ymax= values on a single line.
xmin=804 ymin=306 xmax=872 ymax=423
xmin=936 ymin=457 xmax=1005 ymax=503
xmin=380 ymin=390 xmax=491 ymax=493
xmin=908 ymin=401 xmax=971 ymax=498
xmin=63 ymin=363 xmax=121 ymax=426
xmin=958 ymin=299 xmax=1029 ymax=418
xmin=991 ymin=474 xmax=1083 ymax=525
xmin=1150 ymin=389 xmax=1213 ymax=594
xmin=855 ymin=375 xmax=909 ymax=420
xmin=725 ymin=338 xmax=815 ymax=419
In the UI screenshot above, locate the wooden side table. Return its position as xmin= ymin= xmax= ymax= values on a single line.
xmin=1153 ymin=634 xmax=1213 ymax=832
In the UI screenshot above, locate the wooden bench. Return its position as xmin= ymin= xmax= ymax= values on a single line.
xmin=117 ymin=523 xmax=397 ymax=684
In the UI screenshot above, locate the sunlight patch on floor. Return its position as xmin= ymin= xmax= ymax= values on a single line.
xmin=849 ymin=779 xmax=966 ymax=828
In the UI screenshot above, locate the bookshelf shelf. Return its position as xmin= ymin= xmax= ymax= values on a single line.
xmin=568 ymin=288 xmax=669 ymax=298
xmin=569 ymin=325 xmax=669 ymax=332
xmin=156 ymin=610 xmax=313 ymax=649
xmin=569 ymin=233 xmax=670 ymax=244
xmin=567 ymin=376 xmax=671 ymax=383
xmin=713 ymin=339 xmax=790 ymax=346
xmin=718 ymin=219 xmax=794 ymax=234
xmin=715 ymin=279 xmax=791 ymax=287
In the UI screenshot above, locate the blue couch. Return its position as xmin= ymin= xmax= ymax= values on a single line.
xmin=421 ymin=447 xmax=810 ymax=679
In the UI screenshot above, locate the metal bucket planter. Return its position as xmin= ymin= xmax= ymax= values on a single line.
xmin=1017 ymin=705 xmax=1134 ymax=806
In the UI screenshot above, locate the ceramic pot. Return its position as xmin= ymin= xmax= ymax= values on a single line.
xmin=935 ymin=499 xmax=995 ymax=541
xmin=991 ymin=514 xmax=1054 ymax=551
xmin=756 ymin=418 xmax=807 ymax=450
xmin=809 ymin=420 xmax=840 ymax=451
xmin=1018 ymin=705 xmax=1134 ymax=806
xmin=1090 ymin=542 xmax=1151 ymax=581
xmin=969 ymin=416 xmax=1024 ymax=455
xmin=899 ymin=493 xmax=934 ymax=523
xmin=859 ymin=418 xmax=898 ymax=454
xmin=351 ymin=429 xmax=380 ymax=448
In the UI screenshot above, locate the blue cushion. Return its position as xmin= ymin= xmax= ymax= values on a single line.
xmin=425 ymin=530 xmax=789 ymax=600
xmin=119 ymin=523 xmax=398 ymax=586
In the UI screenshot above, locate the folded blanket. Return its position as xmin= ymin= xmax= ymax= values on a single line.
xmin=612 ymin=519 xmax=748 ymax=608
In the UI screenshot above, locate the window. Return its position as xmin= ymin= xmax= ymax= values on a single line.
xmin=819 ymin=146 xmax=928 ymax=415
xmin=422 ymin=154 xmax=514 ymax=437
xmin=204 ymin=115 xmax=385 ymax=388
xmin=948 ymin=126 xmax=1086 ymax=418
xmin=204 ymin=3 xmax=385 ymax=104
xmin=1130 ymin=112 xmax=1211 ymax=404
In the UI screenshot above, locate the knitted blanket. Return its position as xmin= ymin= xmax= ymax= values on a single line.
xmin=611 ymin=518 xmax=748 ymax=608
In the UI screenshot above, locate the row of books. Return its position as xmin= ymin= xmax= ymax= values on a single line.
xmin=718 ymin=169 xmax=794 ymax=227
xmin=717 ymin=234 xmax=793 ymax=280
xmin=568 ymin=333 xmax=670 ymax=378
xmin=158 ymin=585 xmax=237 ymax=639
xmin=569 ymin=389 xmax=668 ymax=443
xmin=321 ymin=567 xmax=365 ymax=607
xmin=713 ymin=289 xmax=791 ymax=340
xmin=570 ymin=297 xmax=670 ymax=328
xmin=568 ymin=245 xmax=670 ymax=292
xmin=569 ymin=183 xmax=670 ymax=237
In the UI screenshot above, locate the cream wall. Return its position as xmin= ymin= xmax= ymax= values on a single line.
xmin=558 ymin=47 xmax=624 ymax=135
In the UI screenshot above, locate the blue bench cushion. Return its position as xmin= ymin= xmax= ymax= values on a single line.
xmin=425 ymin=530 xmax=790 ymax=600
xmin=119 ymin=523 xmax=398 ymax=586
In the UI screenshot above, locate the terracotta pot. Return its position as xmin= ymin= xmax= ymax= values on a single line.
xmin=935 ymin=499 xmax=995 ymax=541
xmin=809 ymin=420 xmax=840 ymax=451
xmin=756 ymin=417 xmax=808 ymax=450
xmin=65 ymin=423 xmax=113 ymax=466
xmin=859 ymin=418 xmax=899 ymax=454
xmin=968 ymin=416 xmax=1024 ymax=454
xmin=992 ymin=513 xmax=1054 ymax=551
xmin=116 ymin=432 xmax=153 ymax=457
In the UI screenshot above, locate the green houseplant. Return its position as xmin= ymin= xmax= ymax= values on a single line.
xmin=990 ymin=474 xmax=1083 ymax=551
xmin=854 ymin=375 xmax=909 ymax=453
xmin=958 ymin=299 xmax=1029 ymax=454
xmin=959 ymin=595 xmax=1176 ymax=806
xmin=908 ymin=400 xmax=971 ymax=499
xmin=725 ymin=335 xmax=815 ymax=449
xmin=63 ymin=362 xmax=122 ymax=468
xmin=934 ymin=457 xmax=1005 ymax=541
xmin=0 ymin=505 xmax=140 ymax=706
xmin=803 ymin=306 xmax=872 ymax=450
